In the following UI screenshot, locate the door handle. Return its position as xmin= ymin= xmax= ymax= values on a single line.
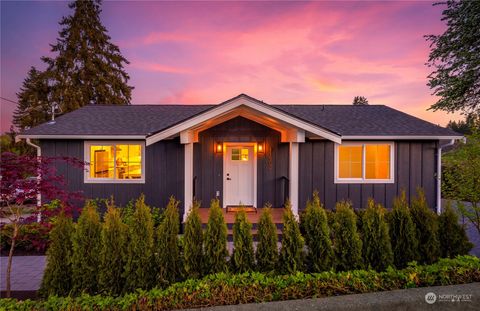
xmin=227 ymin=177 xmax=231 ymax=181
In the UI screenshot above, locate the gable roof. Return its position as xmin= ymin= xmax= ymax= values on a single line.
xmin=19 ymin=94 xmax=461 ymax=141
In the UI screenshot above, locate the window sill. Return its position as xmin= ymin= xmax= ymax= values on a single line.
xmin=84 ymin=179 xmax=145 ymax=184
xmin=334 ymin=179 xmax=394 ymax=184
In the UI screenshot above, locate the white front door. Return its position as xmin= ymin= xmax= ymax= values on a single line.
xmin=224 ymin=145 xmax=255 ymax=206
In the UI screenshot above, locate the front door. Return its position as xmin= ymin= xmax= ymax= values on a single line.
xmin=224 ymin=145 xmax=255 ymax=206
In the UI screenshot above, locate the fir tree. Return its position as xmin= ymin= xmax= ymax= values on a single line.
xmin=99 ymin=201 xmax=127 ymax=296
xmin=124 ymin=194 xmax=155 ymax=291
xmin=389 ymin=192 xmax=419 ymax=268
xmin=13 ymin=67 xmax=51 ymax=130
xmin=156 ymin=196 xmax=181 ymax=286
xmin=39 ymin=211 xmax=74 ymax=297
xmin=438 ymin=202 xmax=473 ymax=258
xmin=255 ymin=205 xmax=278 ymax=272
xmin=71 ymin=200 xmax=102 ymax=295
xmin=231 ymin=209 xmax=255 ymax=273
xmin=204 ymin=199 xmax=228 ymax=274
xmin=352 ymin=96 xmax=369 ymax=105
xmin=183 ymin=201 xmax=204 ymax=279
xmin=361 ymin=199 xmax=393 ymax=271
xmin=303 ymin=192 xmax=334 ymax=272
xmin=332 ymin=201 xmax=363 ymax=271
xmin=410 ymin=188 xmax=441 ymax=264
xmin=43 ymin=0 xmax=133 ymax=113
xmin=278 ymin=200 xmax=304 ymax=274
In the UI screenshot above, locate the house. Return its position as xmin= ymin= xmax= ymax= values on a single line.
xmin=18 ymin=94 xmax=462 ymax=221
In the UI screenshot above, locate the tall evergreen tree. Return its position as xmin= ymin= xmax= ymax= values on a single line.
xmin=183 ymin=201 xmax=204 ymax=279
xmin=255 ymin=206 xmax=278 ymax=272
xmin=361 ymin=199 xmax=394 ymax=271
xmin=438 ymin=202 xmax=473 ymax=258
xmin=303 ymin=192 xmax=334 ymax=272
xmin=43 ymin=0 xmax=133 ymax=113
xmin=203 ymin=199 xmax=229 ymax=274
xmin=426 ymin=0 xmax=480 ymax=116
xmin=231 ymin=209 xmax=255 ymax=273
xmin=156 ymin=196 xmax=181 ymax=286
xmin=71 ymin=200 xmax=102 ymax=295
xmin=410 ymin=188 xmax=441 ymax=264
xmin=389 ymin=192 xmax=419 ymax=268
xmin=99 ymin=202 xmax=127 ymax=296
xmin=278 ymin=200 xmax=304 ymax=274
xmin=39 ymin=211 xmax=74 ymax=297
xmin=352 ymin=96 xmax=369 ymax=105
xmin=13 ymin=67 xmax=51 ymax=130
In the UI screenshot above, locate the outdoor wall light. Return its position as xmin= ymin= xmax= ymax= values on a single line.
xmin=257 ymin=142 xmax=265 ymax=154
xmin=215 ymin=142 xmax=223 ymax=153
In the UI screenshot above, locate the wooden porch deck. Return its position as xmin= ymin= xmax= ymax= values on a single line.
xmin=198 ymin=207 xmax=285 ymax=224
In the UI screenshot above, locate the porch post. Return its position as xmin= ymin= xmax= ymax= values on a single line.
xmin=184 ymin=142 xmax=194 ymax=222
xmin=289 ymin=142 xmax=299 ymax=218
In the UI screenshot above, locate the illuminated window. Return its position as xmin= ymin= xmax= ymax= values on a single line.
xmin=231 ymin=148 xmax=249 ymax=161
xmin=336 ymin=143 xmax=393 ymax=183
xmin=85 ymin=142 xmax=144 ymax=183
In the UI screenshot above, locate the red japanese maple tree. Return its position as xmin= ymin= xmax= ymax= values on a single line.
xmin=0 ymin=152 xmax=84 ymax=297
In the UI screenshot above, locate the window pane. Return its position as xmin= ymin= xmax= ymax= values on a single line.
xmin=90 ymin=145 xmax=114 ymax=178
xmin=241 ymin=148 xmax=249 ymax=161
xmin=365 ymin=144 xmax=390 ymax=179
xmin=338 ymin=145 xmax=363 ymax=178
xmin=231 ymin=148 xmax=240 ymax=161
xmin=116 ymin=144 xmax=142 ymax=179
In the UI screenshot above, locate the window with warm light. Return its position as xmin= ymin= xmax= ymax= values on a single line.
xmin=231 ymin=148 xmax=249 ymax=161
xmin=85 ymin=142 xmax=145 ymax=183
xmin=335 ymin=142 xmax=394 ymax=183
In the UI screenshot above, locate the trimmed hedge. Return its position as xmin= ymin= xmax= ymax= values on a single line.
xmin=2 ymin=256 xmax=479 ymax=311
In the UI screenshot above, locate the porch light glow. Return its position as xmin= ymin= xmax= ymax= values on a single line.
xmin=257 ymin=142 xmax=264 ymax=154
xmin=215 ymin=142 xmax=223 ymax=153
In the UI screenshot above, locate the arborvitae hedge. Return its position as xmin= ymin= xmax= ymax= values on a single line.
xmin=389 ymin=192 xmax=419 ymax=268
xmin=361 ymin=199 xmax=393 ymax=271
xmin=231 ymin=209 xmax=255 ymax=273
xmin=71 ymin=201 xmax=102 ymax=295
xmin=410 ymin=189 xmax=441 ymax=264
xmin=157 ymin=196 xmax=181 ymax=286
xmin=124 ymin=194 xmax=155 ymax=291
xmin=39 ymin=211 xmax=74 ymax=297
xmin=99 ymin=202 xmax=127 ymax=296
xmin=255 ymin=205 xmax=278 ymax=272
xmin=303 ymin=191 xmax=334 ymax=272
xmin=332 ymin=201 xmax=363 ymax=271
xmin=279 ymin=200 xmax=304 ymax=274
xmin=204 ymin=199 xmax=228 ymax=274
xmin=183 ymin=201 xmax=204 ymax=279
xmin=439 ymin=202 xmax=473 ymax=258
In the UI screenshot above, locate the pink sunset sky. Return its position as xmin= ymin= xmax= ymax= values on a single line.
xmin=0 ymin=1 xmax=462 ymax=133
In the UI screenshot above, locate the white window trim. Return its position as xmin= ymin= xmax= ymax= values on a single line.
xmin=84 ymin=141 xmax=146 ymax=184
xmin=334 ymin=141 xmax=395 ymax=184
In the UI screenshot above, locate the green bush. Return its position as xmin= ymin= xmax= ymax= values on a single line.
xmin=303 ymin=191 xmax=334 ymax=272
xmin=38 ymin=211 xmax=74 ymax=297
xmin=204 ymin=199 xmax=228 ymax=274
xmin=332 ymin=201 xmax=363 ymax=271
xmin=71 ymin=200 xmax=102 ymax=295
xmin=183 ymin=201 xmax=204 ymax=279
xmin=361 ymin=199 xmax=393 ymax=271
xmin=99 ymin=201 xmax=127 ymax=296
xmin=231 ymin=209 xmax=255 ymax=273
xmin=389 ymin=192 xmax=419 ymax=268
xmin=410 ymin=188 xmax=441 ymax=264
xmin=124 ymin=194 xmax=155 ymax=291
xmin=278 ymin=200 xmax=304 ymax=274
xmin=156 ymin=196 xmax=181 ymax=286
xmin=255 ymin=205 xmax=278 ymax=272
xmin=3 ymin=256 xmax=480 ymax=311
xmin=439 ymin=202 xmax=473 ymax=258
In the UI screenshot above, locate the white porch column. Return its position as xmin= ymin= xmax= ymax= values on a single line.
xmin=289 ymin=142 xmax=299 ymax=218
xmin=183 ymin=142 xmax=194 ymax=222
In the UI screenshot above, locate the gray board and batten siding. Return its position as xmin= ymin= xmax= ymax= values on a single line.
xmin=39 ymin=116 xmax=438 ymax=215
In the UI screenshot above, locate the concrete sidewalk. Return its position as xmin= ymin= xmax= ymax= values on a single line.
xmin=189 ymin=282 xmax=479 ymax=311
xmin=0 ymin=256 xmax=46 ymax=291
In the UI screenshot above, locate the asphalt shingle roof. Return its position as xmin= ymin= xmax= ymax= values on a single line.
xmin=21 ymin=100 xmax=459 ymax=138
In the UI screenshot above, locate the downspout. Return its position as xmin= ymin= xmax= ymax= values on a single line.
xmin=436 ymin=139 xmax=455 ymax=215
xmin=25 ymin=139 xmax=42 ymax=222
